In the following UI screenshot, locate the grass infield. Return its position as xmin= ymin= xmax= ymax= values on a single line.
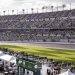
xmin=0 ymin=45 xmax=75 ymax=65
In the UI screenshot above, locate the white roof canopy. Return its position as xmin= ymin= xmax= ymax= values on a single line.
xmin=0 ymin=54 xmax=16 ymax=63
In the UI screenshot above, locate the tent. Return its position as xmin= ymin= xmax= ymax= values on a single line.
xmin=0 ymin=54 xmax=16 ymax=64
xmin=0 ymin=51 xmax=3 ymax=54
xmin=0 ymin=51 xmax=3 ymax=56
xmin=59 ymin=69 xmax=75 ymax=75
xmin=41 ymin=64 xmax=51 ymax=75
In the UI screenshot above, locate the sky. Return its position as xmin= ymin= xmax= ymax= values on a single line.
xmin=0 ymin=0 xmax=75 ymax=15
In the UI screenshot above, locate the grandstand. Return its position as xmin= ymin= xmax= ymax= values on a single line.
xmin=0 ymin=9 xmax=75 ymax=43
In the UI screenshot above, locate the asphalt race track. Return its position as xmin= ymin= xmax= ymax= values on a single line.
xmin=0 ymin=41 xmax=75 ymax=50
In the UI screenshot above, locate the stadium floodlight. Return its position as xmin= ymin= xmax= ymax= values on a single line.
xmin=3 ymin=11 xmax=6 ymax=15
xmin=42 ymin=6 xmax=48 ymax=12
xmin=42 ymin=7 xmax=45 ymax=13
xmin=12 ymin=10 xmax=14 ymax=15
xmin=22 ymin=9 xmax=25 ymax=14
xmin=51 ymin=6 xmax=54 ymax=12
xmin=62 ymin=4 xmax=66 ymax=10
xmin=31 ymin=8 xmax=34 ymax=14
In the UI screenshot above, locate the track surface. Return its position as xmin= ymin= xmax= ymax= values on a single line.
xmin=0 ymin=41 xmax=75 ymax=50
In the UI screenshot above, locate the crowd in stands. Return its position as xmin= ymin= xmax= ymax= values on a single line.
xmin=0 ymin=9 xmax=75 ymax=42
xmin=0 ymin=48 xmax=75 ymax=75
xmin=0 ymin=29 xmax=74 ymax=42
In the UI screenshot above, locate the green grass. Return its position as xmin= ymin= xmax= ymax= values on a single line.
xmin=0 ymin=45 xmax=75 ymax=65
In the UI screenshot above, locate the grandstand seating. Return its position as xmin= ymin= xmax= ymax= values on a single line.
xmin=0 ymin=9 xmax=75 ymax=42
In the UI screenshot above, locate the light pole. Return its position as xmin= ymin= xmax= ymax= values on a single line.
xmin=17 ymin=10 xmax=18 ymax=15
xmin=68 ymin=0 xmax=71 ymax=10
xmin=45 ymin=6 xmax=47 ymax=12
xmin=3 ymin=11 xmax=6 ymax=15
xmin=51 ymin=6 xmax=54 ymax=12
xmin=70 ymin=2 xmax=71 ymax=10
xmin=22 ymin=9 xmax=25 ymax=14
xmin=37 ymin=8 xmax=38 ymax=13
xmin=31 ymin=8 xmax=34 ymax=14
xmin=26 ymin=9 xmax=28 ymax=14
xmin=62 ymin=4 xmax=66 ymax=11
xmin=8 ymin=10 xmax=9 ymax=15
xmin=57 ymin=4 xmax=58 ymax=11
xmin=12 ymin=10 xmax=14 ymax=15
xmin=42 ymin=7 xmax=44 ymax=13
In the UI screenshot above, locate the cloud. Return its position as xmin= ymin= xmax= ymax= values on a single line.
xmin=0 ymin=0 xmax=13 ymax=10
